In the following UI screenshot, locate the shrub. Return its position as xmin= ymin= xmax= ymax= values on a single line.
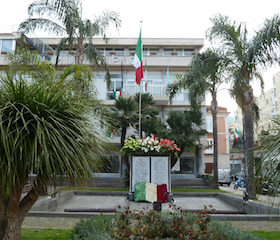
xmin=71 ymin=207 xmax=262 ymax=240
xmin=70 ymin=215 xmax=114 ymax=240
xmin=209 ymin=221 xmax=262 ymax=240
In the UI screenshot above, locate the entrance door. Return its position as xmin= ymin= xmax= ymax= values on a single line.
xmin=179 ymin=156 xmax=195 ymax=174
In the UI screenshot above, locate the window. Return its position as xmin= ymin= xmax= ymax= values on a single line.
xmin=129 ymin=48 xmax=135 ymax=56
xmin=266 ymin=99 xmax=269 ymax=105
xmin=206 ymin=116 xmax=213 ymax=132
xmin=107 ymin=74 xmax=123 ymax=100
xmin=183 ymin=48 xmax=194 ymax=56
xmin=1 ymin=40 xmax=14 ymax=53
xmin=175 ymin=48 xmax=183 ymax=56
xmin=143 ymin=48 xmax=159 ymax=56
xmin=96 ymin=48 xmax=105 ymax=56
xmin=205 ymin=139 xmax=214 ymax=154
xmin=114 ymin=48 xmax=124 ymax=56
xmin=149 ymin=48 xmax=159 ymax=56
xmin=105 ymin=48 xmax=124 ymax=56
xmin=274 ymin=88 xmax=277 ymax=97
xmin=99 ymin=155 xmax=120 ymax=173
xmin=164 ymin=49 xmax=173 ymax=56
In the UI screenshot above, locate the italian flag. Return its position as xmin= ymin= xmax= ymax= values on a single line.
xmin=235 ymin=128 xmax=240 ymax=142
xmin=134 ymin=182 xmax=168 ymax=203
xmin=134 ymin=30 xmax=143 ymax=85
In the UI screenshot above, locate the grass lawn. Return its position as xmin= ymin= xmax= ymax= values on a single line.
xmin=22 ymin=228 xmax=72 ymax=240
xmin=251 ymin=231 xmax=280 ymax=240
xmin=59 ymin=186 xmax=226 ymax=193
xmin=22 ymin=229 xmax=280 ymax=240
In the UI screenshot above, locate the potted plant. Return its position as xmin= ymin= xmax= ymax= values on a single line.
xmin=121 ymin=136 xmax=180 ymax=155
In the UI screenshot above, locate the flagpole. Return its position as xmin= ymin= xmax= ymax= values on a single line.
xmin=139 ymin=81 xmax=142 ymax=138
xmin=139 ymin=20 xmax=143 ymax=138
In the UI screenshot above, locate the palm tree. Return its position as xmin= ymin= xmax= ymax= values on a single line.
xmin=168 ymin=49 xmax=228 ymax=188
xmin=165 ymin=110 xmax=206 ymax=168
xmin=207 ymin=14 xmax=280 ymax=198
xmin=19 ymin=0 xmax=121 ymax=87
xmin=257 ymin=118 xmax=280 ymax=198
xmin=0 ymin=49 xmax=112 ymax=240
xmin=111 ymin=96 xmax=138 ymax=170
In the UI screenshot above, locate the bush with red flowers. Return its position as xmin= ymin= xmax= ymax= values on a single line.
xmin=159 ymin=138 xmax=180 ymax=153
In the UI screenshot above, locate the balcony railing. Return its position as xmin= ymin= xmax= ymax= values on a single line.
xmin=49 ymin=54 xmax=192 ymax=67
xmin=124 ymin=84 xmax=166 ymax=97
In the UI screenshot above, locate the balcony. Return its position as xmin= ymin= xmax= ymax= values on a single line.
xmin=105 ymin=84 xmax=169 ymax=105
xmin=49 ymin=54 xmax=192 ymax=67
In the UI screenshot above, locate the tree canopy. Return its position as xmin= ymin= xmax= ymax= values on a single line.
xmin=0 ymin=49 xmax=112 ymax=240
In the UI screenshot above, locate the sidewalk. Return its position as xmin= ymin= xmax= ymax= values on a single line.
xmin=219 ymin=184 xmax=280 ymax=205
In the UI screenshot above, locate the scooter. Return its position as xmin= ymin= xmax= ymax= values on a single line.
xmin=234 ymin=177 xmax=245 ymax=189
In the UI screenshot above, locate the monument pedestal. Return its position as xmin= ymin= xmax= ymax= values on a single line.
xmin=129 ymin=154 xmax=171 ymax=201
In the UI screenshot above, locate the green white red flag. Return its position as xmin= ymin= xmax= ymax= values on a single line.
xmin=235 ymin=128 xmax=240 ymax=142
xmin=134 ymin=30 xmax=143 ymax=85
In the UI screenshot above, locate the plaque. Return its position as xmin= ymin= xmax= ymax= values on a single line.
xmin=131 ymin=156 xmax=150 ymax=191
xmin=151 ymin=156 xmax=169 ymax=190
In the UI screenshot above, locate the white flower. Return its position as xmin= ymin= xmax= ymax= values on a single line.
xmin=151 ymin=147 xmax=154 ymax=151
xmin=144 ymin=148 xmax=148 ymax=153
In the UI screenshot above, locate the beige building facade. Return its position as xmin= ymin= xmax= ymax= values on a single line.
xmin=0 ymin=32 xmax=208 ymax=178
xmin=255 ymin=71 xmax=280 ymax=138
xmin=203 ymin=106 xmax=230 ymax=173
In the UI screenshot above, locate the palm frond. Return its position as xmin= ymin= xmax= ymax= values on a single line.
xmin=19 ymin=18 xmax=65 ymax=35
xmin=0 ymin=50 xmax=113 ymax=198
xmin=207 ymin=14 xmax=246 ymax=63
xmin=92 ymin=11 xmax=121 ymax=38
xmin=248 ymin=14 xmax=280 ymax=67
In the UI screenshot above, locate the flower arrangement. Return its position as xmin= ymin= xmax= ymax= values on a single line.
xmin=121 ymin=136 xmax=180 ymax=154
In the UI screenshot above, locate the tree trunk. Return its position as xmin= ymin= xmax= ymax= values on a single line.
xmin=0 ymin=186 xmax=40 ymax=240
xmin=1 ymin=215 xmax=22 ymax=240
xmin=171 ymin=146 xmax=185 ymax=168
xmin=75 ymin=37 xmax=84 ymax=64
xmin=211 ymin=91 xmax=219 ymax=189
xmin=243 ymin=89 xmax=256 ymax=199
xmin=121 ymin=127 xmax=130 ymax=172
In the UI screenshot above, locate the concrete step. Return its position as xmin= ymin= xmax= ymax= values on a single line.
xmin=86 ymin=177 xmax=208 ymax=188
xmin=171 ymin=178 xmax=208 ymax=188
xmin=87 ymin=178 xmax=126 ymax=187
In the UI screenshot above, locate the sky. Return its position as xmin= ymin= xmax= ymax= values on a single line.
xmin=1 ymin=0 xmax=280 ymax=116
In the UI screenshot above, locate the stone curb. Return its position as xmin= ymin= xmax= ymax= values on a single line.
xmin=27 ymin=211 xmax=280 ymax=221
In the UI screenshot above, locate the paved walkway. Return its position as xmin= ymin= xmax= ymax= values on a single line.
xmin=22 ymin=188 xmax=280 ymax=231
xmin=220 ymin=184 xmax=280 ymax=205
xmin=57 ymin=195 xmax=239 ymax=213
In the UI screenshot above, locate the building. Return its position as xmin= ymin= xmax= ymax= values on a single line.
xmin=255 ymin=71 xmax=280 ymax=138
xmin=0 ymin=32 xmax=209 ymax=183
xmin=203 ymin=106 xmax=230 ymax=173
xmin=233 ymin=107 xmax=243 ymax=134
